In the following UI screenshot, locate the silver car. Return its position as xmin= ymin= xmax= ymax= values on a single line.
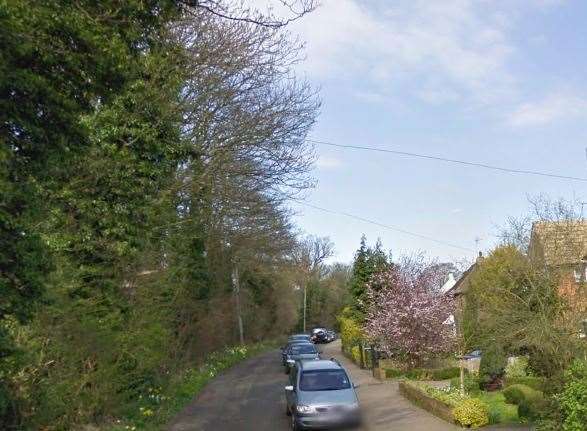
xmin=285 ymin=359 xmax=361 ymax=430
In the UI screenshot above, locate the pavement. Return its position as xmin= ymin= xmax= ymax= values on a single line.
xmin=165 ymin=339 xmax=532 ymax=431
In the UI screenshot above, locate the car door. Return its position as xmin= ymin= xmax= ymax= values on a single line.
xmin=286 ymin=364 xmax=298 ymax=409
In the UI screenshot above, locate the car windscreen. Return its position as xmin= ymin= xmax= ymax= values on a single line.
xmin=289 ymin=335 xmax=310 ymax=341
xmin=299 ymin=370 xmax=351 ymax=391
xmin=290 ymin=344 xmax=317 ymax=355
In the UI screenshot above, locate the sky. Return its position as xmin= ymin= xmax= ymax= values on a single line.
xmin=277 ymin=0 xmax=587 ymax=264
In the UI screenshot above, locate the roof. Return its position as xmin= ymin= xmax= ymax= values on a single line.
xmin=529 ymin=221 xmax=587 ymax=266
xmin=446 ymin=254 xmax=483 ymax=296
xmin=299 ymin=359 xmax=343 ymax=371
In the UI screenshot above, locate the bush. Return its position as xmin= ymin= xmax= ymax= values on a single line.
xmin=431 ymin=367 xmax=462 ymax=380
xmin=450 ymin=374 xmax=480 ymax=394
xmin=387 ymin=367 xmax=466 ymax=381
xmin=351 ymin=346 xmax=362 ymax=366
xmin=385 ymin=368 xmax=403 ymax=379
xmin=338 ymin=312 xmax=363 ymax=354
xmin=557 ymin=359 xmax=587 ymax=430
xmin=518 ymin=393 xmax=547 ymax=421
xmin=403 ymin=381 xmax=466 ymax=407
xmin=505 ymin=357 xmax=530 ymax=378
xmin=453 ymin=398 xmax=490 ymax=428
xmin=503 ymin=384 xmax=540 ymax=405
xmin=479 ymin=345 xmax=507 ymax=390
xmin=504 ymin=376 xmax=545 ymax=392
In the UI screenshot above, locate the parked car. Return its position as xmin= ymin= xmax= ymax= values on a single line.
xmin=284 ymin=343 xmax=320 ymax=373
xmin=325 ymin=330 xmax=336 ymax=342
xmin=310 ymin=328 xmax=329 ymax=344
xmin=289 ymin=334 xmax=312 ymax=343
xmin=282 ymin=339 xmax=314 ymax=365
xmin=285 ymin=359 xmax=361 ymax=430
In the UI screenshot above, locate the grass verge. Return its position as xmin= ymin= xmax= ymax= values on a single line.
xmin=105 ymin=341 xmax=277 ymax=431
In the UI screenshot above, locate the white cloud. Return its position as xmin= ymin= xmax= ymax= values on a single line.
xmin=291 ymin=0 xmax=517 ymax=105
xmin=507 ymin=92 xmax=587 ymax=127
xmin=315 ymin=155 xmax=343 ymax=169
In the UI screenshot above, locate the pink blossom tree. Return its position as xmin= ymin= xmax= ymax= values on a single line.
xmin=363 ymin=256 xmax=456 ymax=367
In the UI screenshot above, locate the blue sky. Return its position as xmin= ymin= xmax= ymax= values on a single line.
xmin=283 ymin=0 xmax=587 ymax=264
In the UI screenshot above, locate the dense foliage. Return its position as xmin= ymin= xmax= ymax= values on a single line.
xmin=0 ymin=1 xmax=320 ymax=428
xmin=478 ymin=344 xmax=507 ymax=390
xmin=348 ymin=236 xmax=391 ymax=313
xmin=452 ymin=398 xmax=490 ymax=428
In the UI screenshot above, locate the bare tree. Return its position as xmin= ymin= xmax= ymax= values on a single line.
xmin=292 ymin=235 xmax=334 ymax=331
xmin=181 ymin=0 xmax=319 ymax=28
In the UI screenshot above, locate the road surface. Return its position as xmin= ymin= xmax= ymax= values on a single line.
xmin=166 ymin=340 xmax=460 ymax=431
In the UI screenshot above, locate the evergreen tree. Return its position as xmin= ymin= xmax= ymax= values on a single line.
xmin=349 ymin=236 xmax=391 ymax=313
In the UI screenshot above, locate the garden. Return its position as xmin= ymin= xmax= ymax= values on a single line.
xmin=340 ymin=235 xmax=587 ymax=430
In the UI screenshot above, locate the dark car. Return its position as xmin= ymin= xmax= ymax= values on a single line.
xmin=325 ymin=330 xmax=337 ymax=342
xmin=282 ymin=339 xmax=313 ymax=365
xmin=284 ymin=343 xmax=320 ymax=373
xmin=310 ymin=328 xmax=329 ymax=344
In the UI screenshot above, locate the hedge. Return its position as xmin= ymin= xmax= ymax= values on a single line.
xmin=399 ymin=381 xmax=489 ymax=428
xmin=385 ymin=366 xmax=465 ymax=381
xmin=502 ymin=383 xmax=546 ymax=421
xmin=503 ymin=384 xmax=539 ymax=405
xmin=503 ymin=376 xmax=545 ymax=392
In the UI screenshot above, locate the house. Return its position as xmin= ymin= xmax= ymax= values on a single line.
xmin=440 ymin=272 xmax=456 ymax=293
xmin=528 ymin=220 xmax=587 ymax=314
xmin=446 ymin=251 xmax=484 ymax=312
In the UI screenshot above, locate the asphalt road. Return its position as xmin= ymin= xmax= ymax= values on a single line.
xmin=165 ymin=342 xmax=530 ymax=431
xmin=166 ymin=348 xmax=290 ymax=431
xmin=165 ymin=341 xmax=456 ymax=431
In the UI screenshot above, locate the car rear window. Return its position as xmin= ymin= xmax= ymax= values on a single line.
xmin=299 ymin=369 xmax=351 ymax=391
xmin=291 ymin=344 xmax=317 ymax=354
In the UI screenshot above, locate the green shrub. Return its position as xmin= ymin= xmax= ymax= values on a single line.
xmin=450 ymin=374 xmax=481 ymax=394
xmin=504 ymin=376 xmax=545 ymax=391
xmin=338 ymin=312 xmax=363 ymax=352
xmin=453 ymin=398 xmax=490 ymax=428
xmin=479 ymin=345 xmax=507 ymax=390
xmin=557 ymin=359 xmax=587 ymax=430
xmin=392 ymin=367 xmax=466 ymax=381
xmin=503 ymin=384 xmax=540 ymax=405
xmin=518 ymin=393 xmax=546 ymax=421
xmin=385 ymin=368 xmax=403 ymax=379
xmin=505 ymin=357 xmax=530 ymax=378
xmin=431 ymin=367 xmax=462 ymax=380
xmin=351 ymin=345 xmax=362 ymax=366
xmin=404 ymin=381 xmax=466 ymax=407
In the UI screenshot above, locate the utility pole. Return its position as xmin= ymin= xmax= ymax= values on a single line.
xmin=232 ymin=263 xmax=244 ymax=344
xmin=302 ymin=280 xmax=307 ymax=333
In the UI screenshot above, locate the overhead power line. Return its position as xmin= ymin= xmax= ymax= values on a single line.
xmin=307 ymin=138 xmax=587 ymax=183
xmin=294 ymin=200 xmax=475 ymax=253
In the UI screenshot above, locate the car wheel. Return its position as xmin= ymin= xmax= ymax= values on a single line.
xmin=291 ymin=414 xmax=302 ymax=431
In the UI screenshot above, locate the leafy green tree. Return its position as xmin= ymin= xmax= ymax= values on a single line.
xmin=349 ymin=236 xmax=391 ymax=313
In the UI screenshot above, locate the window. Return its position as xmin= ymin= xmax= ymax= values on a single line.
xmin=291 ymin=345 xmax=317 ymax=355
xmin=299 ymin=370 xmax=351 ymax=391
